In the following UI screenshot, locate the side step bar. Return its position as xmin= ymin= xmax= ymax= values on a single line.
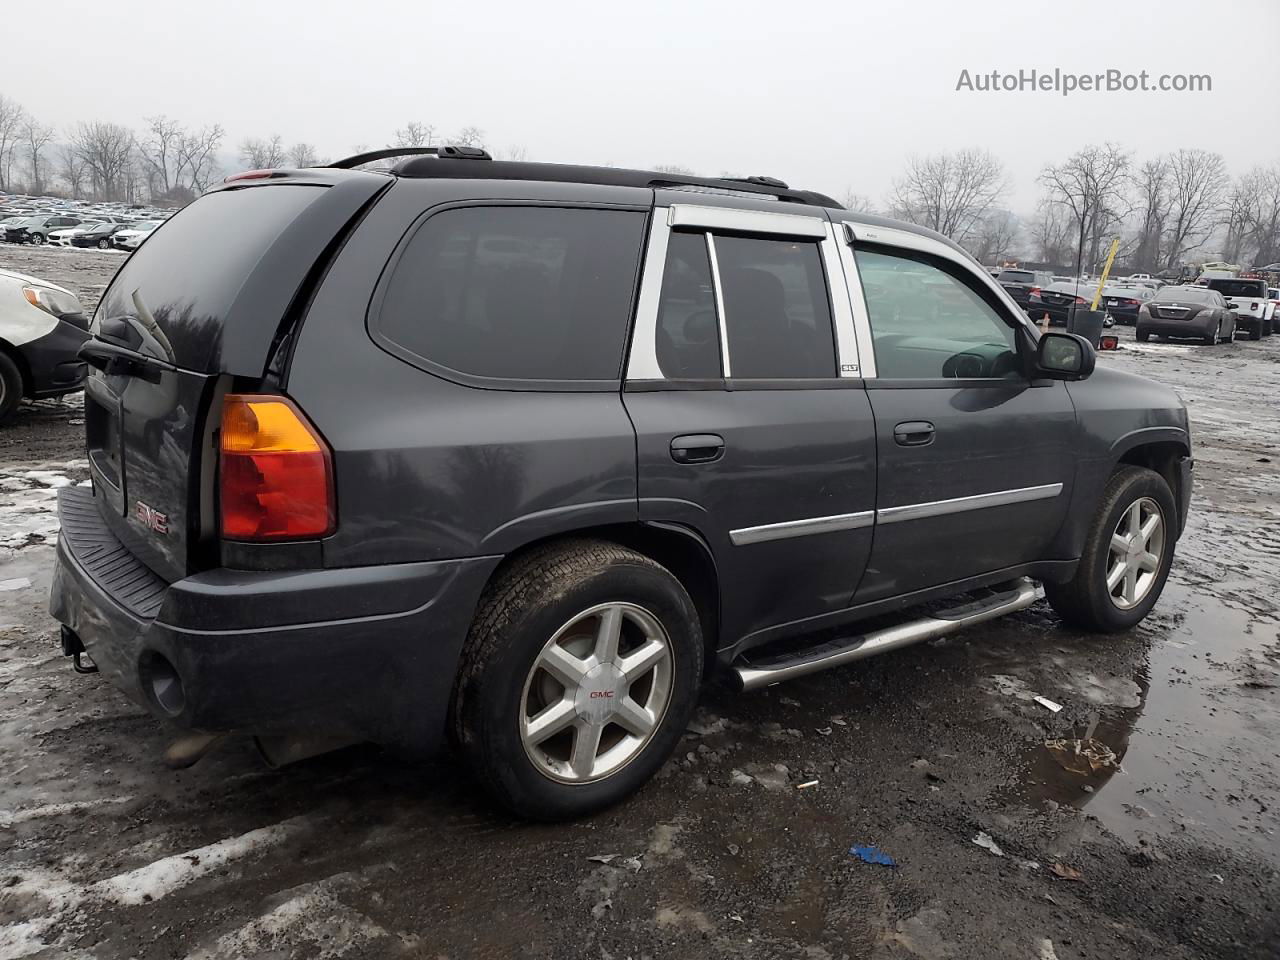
xmin=732 ymin=578 xmax=1043 ymax=692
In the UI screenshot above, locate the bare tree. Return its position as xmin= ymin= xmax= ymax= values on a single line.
xmin=176 ymin=124 xmax=225 ymax=194
xmin=393 ymin=122 xmax=436 ymax=148
xmin=289 ymin=142 xmax=320 ymax=167
xmin=842 ymin=190 xmax=877 ymax=214
xmin=1241 ymin=165 xmax=1280 ymax=266
xmin=1162 ymin=148 xmax=1229 ymax=270
xmin=454 ymin=126 xmax=485 ymax=148
xmin=1221 ymin=172 xmax=1259 ymax=264
xmin=72 ymin=121 xmax=136 ymax=201
xmin=1129 ymin=157 xmax=1171 ymax=272
xmin=1039 ymin=143 xmax=1131 ymax=274
xmin=21 ymin=117 xmax=55 ymax=194
xmin=1029 ymin=200 xmax=1074 ymax=267
xmin=240 ymin=134 xmax=286 ymax=169
xmin=970 ymin=210 xmax=1021 ymax=265
xmin=653 ymin=164 xmax=696 ymax=176
xmin=140 ymin=115 xmax=185 ymax=198
xmin=888 ymin=148 xmax=1008 ymax=243
xmin=499 ymin=144 xmax=529 ymax=162
xmin=57 ymin=145 xmax=89 ymax=199
xmin=0 ymin=94 xmax=25 ymax=191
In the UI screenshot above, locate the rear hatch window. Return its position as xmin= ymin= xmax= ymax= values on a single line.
xmin=96 ymin=186 xmax=325 ymax=372
xmin=998 ymin=270 xmax=1034 ymax=283
xmin=84 ymin=181 xmax=371 ymax=582
xmin=1206 ymin=279 xmax=1266 ymax=299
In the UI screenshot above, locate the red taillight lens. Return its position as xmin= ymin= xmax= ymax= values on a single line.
xmin=1030 ymin=286 xmax=1041 ymax=297
xmin=219 ymin=395 xmax=334 ymax=541
xmin=1074 ymin=296 xmax=1088 ymax=304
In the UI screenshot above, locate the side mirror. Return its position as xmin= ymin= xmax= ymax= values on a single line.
xmin=1036 ymin=331 xmax=1095 ymax=381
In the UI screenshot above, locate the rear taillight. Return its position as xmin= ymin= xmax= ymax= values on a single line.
xmin=1073 ymin=296 xmax=1088 ymax=304
xmin=1030 ymin=286 xmax=1041 ymax=297
xmin=219 ymin=394 xmax=334 ymax=541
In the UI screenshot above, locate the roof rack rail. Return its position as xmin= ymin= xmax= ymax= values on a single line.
xmin=723 ymin=175 xmax=789 ymax=189
xmin=389 ymin=157 xmax=841 ymax=209
xmin=329 ymin=145 xmax=492 ymax=170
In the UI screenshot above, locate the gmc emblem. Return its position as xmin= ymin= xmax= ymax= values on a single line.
xmin=589 ymin=690 xmax=614 ymax=699
xmin=134 ymin=501 xmax=169 ymax=534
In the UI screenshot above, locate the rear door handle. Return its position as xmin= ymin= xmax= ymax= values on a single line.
xmin=893 ymin=421 xmax=935 ymax=447
xmin=670 ymin=434 xmax=724 ymax=464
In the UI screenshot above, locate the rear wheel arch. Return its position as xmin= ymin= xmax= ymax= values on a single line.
xmin=475 ymin=522 xmax=721 ymax=671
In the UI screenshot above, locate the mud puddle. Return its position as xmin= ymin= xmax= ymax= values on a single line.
xmin=1013 ymin=582 xmax=1280 ymax=857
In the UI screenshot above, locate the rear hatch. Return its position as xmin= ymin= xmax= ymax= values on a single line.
xmin=82 ymin=174 xmax=387 ymax=582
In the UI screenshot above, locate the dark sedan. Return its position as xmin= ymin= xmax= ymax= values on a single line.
xmin=1136 ymin=285 xmax=1236 ymax=344
xmin=1099 ymin=284 xmax=1155 ymax=325
xmin=70 ymin=222 xmax=131 ymax=249
xmin=1028 ymin=282 xmax=1093 ymax=325
xmin=996 ymin=268 xmax=1053 ymax=309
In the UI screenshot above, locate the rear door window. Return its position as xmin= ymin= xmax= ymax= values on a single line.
xmin=712 ymin=235 xmax=836 ymax=379
xmin=376 ymin=206 xmax=646 ymax=384
xmin=656 ymin=231 xmax=721 ymax=378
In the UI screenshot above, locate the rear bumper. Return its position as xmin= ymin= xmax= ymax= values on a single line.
xmin=1136 ymin=317 xmax=1215 ymax=339
xmin=49 ymin=488 xmax=499 ymax=752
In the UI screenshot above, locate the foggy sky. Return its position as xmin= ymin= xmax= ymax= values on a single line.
xmin=18 ymin=0 xmax=1280 ymax=212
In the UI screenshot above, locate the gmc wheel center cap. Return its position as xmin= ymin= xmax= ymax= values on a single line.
xmin=576 ymin=663 xmax=625 ymax=723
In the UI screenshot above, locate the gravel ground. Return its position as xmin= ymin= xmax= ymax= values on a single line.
xmin=1 ymin=246 xmax=1277 ymax=960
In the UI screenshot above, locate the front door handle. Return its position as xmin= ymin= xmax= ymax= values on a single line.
xmin=670 ymin=434 xmax=724 ymax=464
xmin=893 ymin=420 xmax=935 ymax=447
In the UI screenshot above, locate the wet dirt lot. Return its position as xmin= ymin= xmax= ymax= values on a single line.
xmin=1 ymin=246 xmax=1277 ymax=959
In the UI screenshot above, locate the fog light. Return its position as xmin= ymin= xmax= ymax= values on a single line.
xmin=140 ymin=652 xmax=186 ymax=717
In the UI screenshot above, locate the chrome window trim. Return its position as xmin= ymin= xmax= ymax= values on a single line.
xmin=821 ymin=222 xmax=862 ymax=377
xmin=841 ymin=220 xmax=1037 ymax=338
xmin=625 ymin=208 xmax=671 ymax=380
xmin=704 ymin=233 xmax=732 ymax=377
xmin=876 ymin=483 xmax=1064 ymax=525
xmin=668 ymin=203 xmax=827 ymax=238
xmin=730 ymin=510 xmax=874 ymax=546
xmin=832 ymin=227 xmax=877 ymax=379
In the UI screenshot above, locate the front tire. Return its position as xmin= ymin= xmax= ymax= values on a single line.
xmin=28 ymin=233 xmax=44 ymax=246
xmin=1045 ymin=466 xmax=1177 ymax=633
xmin=97 ymin=238 xmax=110 ymax=250
xmin=0 ymin=351 xmax=24 ymax=424
xmin=452 ymin=539 xmax=703 ymax=820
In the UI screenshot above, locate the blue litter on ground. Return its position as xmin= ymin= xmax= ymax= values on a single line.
xmin=850 ymin=845 xmax=897 ymax=867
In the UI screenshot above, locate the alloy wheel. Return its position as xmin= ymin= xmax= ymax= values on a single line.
xmin=519 ymin=602 xmax=673 ymax=784
xmin=1106 ymin=497 xmax=1165 ymax=610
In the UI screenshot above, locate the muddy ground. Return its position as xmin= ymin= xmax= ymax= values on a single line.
xmin=1 ymin=246 xmax=1277 ymax=960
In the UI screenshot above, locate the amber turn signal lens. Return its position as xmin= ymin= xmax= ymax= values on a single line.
xmin=219 ymin=395 xmax=334 ymax=541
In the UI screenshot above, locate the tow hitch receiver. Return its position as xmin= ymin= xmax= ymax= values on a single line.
xmin=60 ymin=625 xmax=98 ymax=674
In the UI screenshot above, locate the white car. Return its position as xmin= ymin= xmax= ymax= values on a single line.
xmin=48 ymin=221 xmax=104 ymax=247
xmin=112 ymin=220 xmax=160 ymax=250
xmin=0 ymin=269 xmax=90 ymax=423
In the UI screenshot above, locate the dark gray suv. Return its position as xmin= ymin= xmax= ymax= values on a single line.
xmin=49 ymin=149 xmax=1193 ymax=818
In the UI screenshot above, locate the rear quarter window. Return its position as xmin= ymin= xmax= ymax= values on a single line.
xmin=373 ymin=205 xmax=646 ymax=385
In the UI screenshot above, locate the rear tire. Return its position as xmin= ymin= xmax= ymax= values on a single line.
xmin=28 ymin=233 xmax=44 ymax=246
xmin=452 ymin=539 xmax=703 ymax=820
xmin=1136 ymin=330 xmax=1150 ymax=342
xmin=1045 ymin=466 xmax=1177 ymax=633
xmin=0 ymin=352 xmax=24 ymax=425
xmin=1204 ymin=322 xmax=1218 ymax=345
xmin=1249 ymin=321 xmax=1262 ymax=341
xmin=97 ymin=238 xmax=110 ymax=250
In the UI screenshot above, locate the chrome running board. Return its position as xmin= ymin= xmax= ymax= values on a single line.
xmin=732 ymin=577 xmax=1043 ymax=692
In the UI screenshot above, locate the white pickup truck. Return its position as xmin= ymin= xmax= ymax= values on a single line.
xmin=1202 ymin=276 xmax=1274 ymax=339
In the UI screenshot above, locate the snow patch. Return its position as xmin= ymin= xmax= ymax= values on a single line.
xmin=92 ymin=817 xmax=309 ymax=905
xmin=0 ymin=796 xmax=133 ymax=828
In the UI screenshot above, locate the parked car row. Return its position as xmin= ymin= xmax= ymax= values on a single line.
xmin=0 ymin=191 xmax=174 ymax=251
